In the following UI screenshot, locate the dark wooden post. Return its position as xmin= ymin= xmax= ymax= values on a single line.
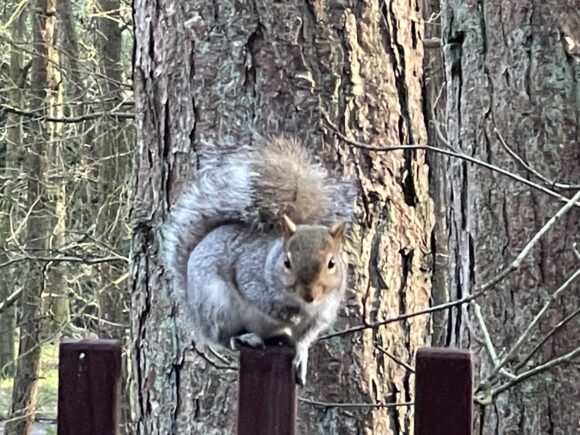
xmin=58 ymin=339 xmax=122 ymax=435
xmin=237 ymin=344 xmax=297 ymax=435
xmin=414 ymin=347 xmax=473 ymax=435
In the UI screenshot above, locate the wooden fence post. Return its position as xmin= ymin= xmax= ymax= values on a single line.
xmin=237 ymin=344 xmax=297 ymax=435
xmin=414 ymin=347 xmax=473 ymax=435
xmin=58 ymin=339 xmax=122 ymax=435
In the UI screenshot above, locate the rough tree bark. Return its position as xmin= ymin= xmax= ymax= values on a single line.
xmin=440 ymin=1 xmax=579 ymax=433
xmin=421 ymin=0 xmax=449 ymax=348
xmin=5 ymin=0 xmax=54 ymax=433
xmin=132 ymin=1 xmax=433 ymax=434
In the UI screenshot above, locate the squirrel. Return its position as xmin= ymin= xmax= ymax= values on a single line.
xmin=161 ymin=136 xmax=356 ymax=385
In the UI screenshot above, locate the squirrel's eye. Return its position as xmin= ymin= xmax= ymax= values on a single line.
xmin=284 ymin=257 xmax=291 ymax=269
xmin=328 ymin=256 xmax=335 ymax=269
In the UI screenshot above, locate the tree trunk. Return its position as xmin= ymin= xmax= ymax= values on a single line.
xmin=421 ymin=0 xmax=449 ymax=348
xmin=94 ymin=0 xmax=128 ymax=338
xmin=58 ymin=0 xmax=85 ymax=108
xmin=94 ymin=2 xmax=132 ymax=433
xmin=0 ymin=2 xmax=27 ymax=379
xmin=44 ymin=5 xmax=70 ymax=334
xmin=440 ymin=0 xmax=579 ymax=433
xmin=5 ymin=0 xmax=54 ymax=432
xmin=132 ymin=1 xmax=433 ymax=434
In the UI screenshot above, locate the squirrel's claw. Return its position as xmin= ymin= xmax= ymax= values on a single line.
xmin=294 ymin=368 xmax=306 ymax=387
xmin=293 ymin=345 xmax=309 ymax=386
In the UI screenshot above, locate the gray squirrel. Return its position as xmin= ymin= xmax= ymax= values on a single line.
xmin=161 ymin=136 xmax=356 ymax=385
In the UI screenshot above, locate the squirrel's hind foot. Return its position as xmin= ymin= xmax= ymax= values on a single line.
xmin=230 ymin=327 xmax=295 ymax=351
xmin=263 ymin=331 xmax=295 ymax=348
xmin=229 ymin=333 xmax=266 ymax=350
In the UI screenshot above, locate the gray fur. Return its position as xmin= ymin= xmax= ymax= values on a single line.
xmin=161 ymin=137 xmax=355 ymax=385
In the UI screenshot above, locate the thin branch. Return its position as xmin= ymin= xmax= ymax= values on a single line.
xmin=299 ymin=397 xmax=413 ymax=408
xmin=0 ymin=288 xmax=23 ymax=315
xmin=423 ymin=37 xmax=442 ymax=49
xmin=319 ymin=274 xmax=497 ymax=340
xmin=492 ymin=117 xmax=580 ymax=190
xmin=82 ymin=314 xmax=127 ymax=329
xmin=489 ymin=267 xmax=580 ymax=380
xmin=0 ymin=33 xmax=132 ymax=89
xmin=1 ymin=295 xmax=100 ymax=374
xmin=191 ymin=342 xmax=237 ymax=371
xmin=512 ymin=190 xmax=580 ymax=267
xmin=377 ymin=347 xmax=415 ymax=373
xmin=1 ymin=104 xmax=134 ymax=122
xmin=514 ymin=306 xmax=580 ymax=371
xmin=324 ymin=116 xmax=580 ymax=208
xmin=574 ymin=243 xmax=580 ymax=260
xmin=473 ymin=302 xmax=499 ymax=366
xmin=320 ymin=190 xmax=580 ymax=340
xmin=0 ymin=255 xmax=128 ymax=269
xmin=476 ymin=346 xmax=580 ymax=405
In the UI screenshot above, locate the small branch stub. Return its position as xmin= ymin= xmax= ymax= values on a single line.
xmin=414 ymin=347 xmax=474 ymax=435
xmin=237 ymin=343 xmax=297 ymax=435
xmin=58 ymin=339 xmax=122 ymax=435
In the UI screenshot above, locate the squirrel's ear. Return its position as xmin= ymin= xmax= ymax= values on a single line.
xmin=329 ymin=220 xmax=346 ymax=243
xmin=281 ymin=214 xmax=297 ymax=238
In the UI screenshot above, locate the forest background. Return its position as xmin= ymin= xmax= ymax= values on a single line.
xmin=0 ymin=0 xmax=578 ymax=434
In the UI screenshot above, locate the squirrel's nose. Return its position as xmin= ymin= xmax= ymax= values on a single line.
xmin=303 ymin=293 xmax=314 ymax=303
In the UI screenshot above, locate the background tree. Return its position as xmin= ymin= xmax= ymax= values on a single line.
xmin=94 ymin=0 xmax=128 ymax=339
xmin=43 ymin=0 xmax=71 ymax=335
xmin=0 ymin=0 xmax=576 ymax=432
xmin=5 ymin=0 xmax=55 ymax=431
xmin=438 ymin=1 xmax=579 ymax=433
xmin=132 ymin=0 xmax=433 ymax=433
xmin=0 ymin=0 xmax=133 ymax=431
xmin=0 ymin=1 xmax=28 ymax=379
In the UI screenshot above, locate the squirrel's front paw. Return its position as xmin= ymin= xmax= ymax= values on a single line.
xmin=293 ymin=345 xmax=309 ymax=386
xmin=230 ymin=333 xmax=266 ymax=350
xmin=277 ymin=304 xmax=303 ymax=325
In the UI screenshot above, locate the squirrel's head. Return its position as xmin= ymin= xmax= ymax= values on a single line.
xmin=279 ymin=214 xmax=346 ymax=304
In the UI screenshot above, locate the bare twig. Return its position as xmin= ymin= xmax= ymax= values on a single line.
xmin=191 ymin=342 xmax=237 ymax=371
xmin=573 ymin=243 xmax=580 ymax=261
xmin=0 ymin=255 xmax=128 ymax=269
xmin=377 ymin=347 xmax=415 ymax=373
xmin=1 ymin=104 xmax=134 ymax=122
xmin=514 ymin=306 xmax=580 ymax=371
xmin=476 ymin=346 xmax=580 ymax=405
xmin=424 ymin=37 xmax=441 ymax=49
xmin=511 ymin=190 xmax=580 ymax=267
xmin=0 ymin=288 xmax=23 ymax=314
xmin=473 ymin=302 xmax=499 ymax=366
xmin=299 ymin=397 xmax=413 ymax=408
xmin=324 ymin=116 xmax=580 ymax=208
xmin=493 ymin=119 xmax=580 ymax=190
xmin=319 ymin=267 xmax=508 ymax=340
xmin=488 ymin=267 xmax=580 ymax=380
xmin=320 ymin=190 xmax=580 ymax=340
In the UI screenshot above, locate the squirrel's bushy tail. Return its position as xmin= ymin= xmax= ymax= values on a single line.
xmin=161 ymin=136 xmax=357 ymax=301
xmin=248 ymin=136 xmax=357 ymax=227
xmin=161 ymin=157 xmax=256 ymax=302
